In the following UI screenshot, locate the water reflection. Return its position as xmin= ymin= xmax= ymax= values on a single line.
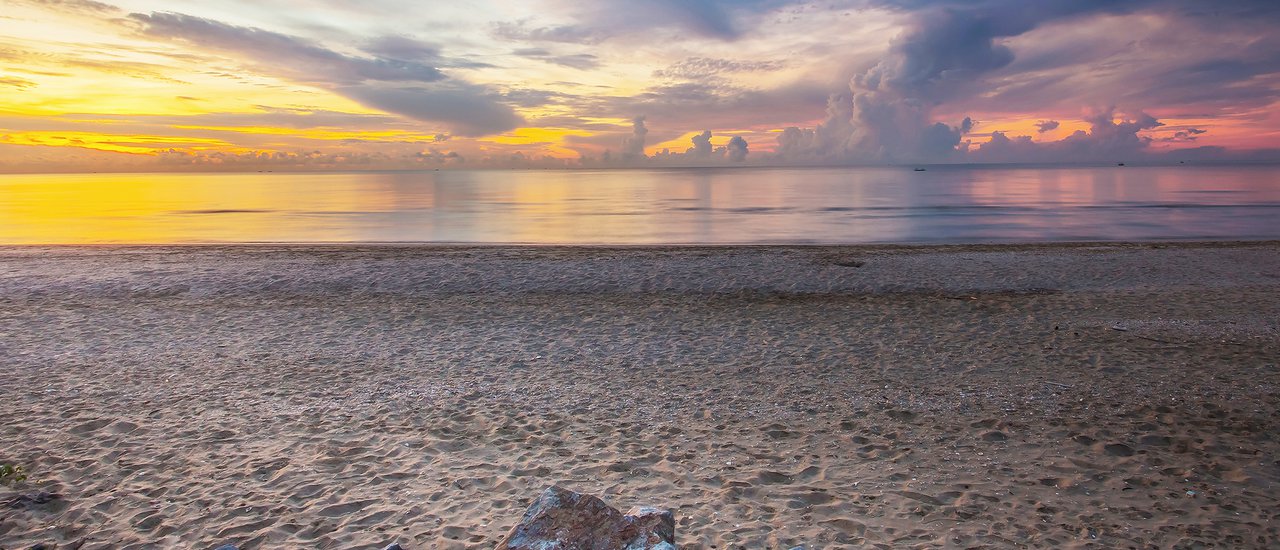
xmin=0 ymin=166 xmax=1276 ymax=244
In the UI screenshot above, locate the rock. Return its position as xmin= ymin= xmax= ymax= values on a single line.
xmin=213 ymin=545 xmax=239 ymax=550
xmin=383 ymin=544 xmax=404 ymax=550
xmin=496 ymin=486 xmax=676 ymax=550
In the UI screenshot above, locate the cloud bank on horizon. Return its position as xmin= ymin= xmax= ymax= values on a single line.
xmin=0 ymin=0 xmax=1278 ymax=171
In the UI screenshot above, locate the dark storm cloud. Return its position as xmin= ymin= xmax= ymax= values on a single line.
xmin=129 ymin=12 xmax=522 ymax=136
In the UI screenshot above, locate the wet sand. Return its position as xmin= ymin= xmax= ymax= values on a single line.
xmin=1 ymin=242 xmax=1278 ymax=549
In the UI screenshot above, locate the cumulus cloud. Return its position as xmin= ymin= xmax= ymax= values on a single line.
xmin=726 ymin=135 xmax=748 ymax=162
xmin=767 ymin=0 xmax=1259 ymax=164
xmin=535 ymin=0 xmax=1280 ymax=165
xmin=130 ymin=12 xmax=522 ymax=136
xmin=620 ymin=116 xmax=648 ymax=160
xmin=688 ymin=130 xmax=713 ymax=158
xmin=574 ymin=124 xmax=756 ymax=167
xmin=971 ymin=108 xmax=1165 ymax=162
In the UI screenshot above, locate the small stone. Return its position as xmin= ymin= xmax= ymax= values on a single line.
xmin=496 ymin=486 xmax=675 ymax=549
xmin=213 ymin=545 xmax=239 ymax=550
xmin=383 ymin=545 xmax=404 ymax=550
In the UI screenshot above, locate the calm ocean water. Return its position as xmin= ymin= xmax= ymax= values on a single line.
xmin=1 ymin=165 xmax=1277 ymax=244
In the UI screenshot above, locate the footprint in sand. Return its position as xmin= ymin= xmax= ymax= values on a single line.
xmin=1103 ymin=443 xmax=1135 ymax=457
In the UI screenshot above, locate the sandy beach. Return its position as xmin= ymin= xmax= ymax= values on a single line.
xmin=1 ymin=242 xmax=1278 ymax=549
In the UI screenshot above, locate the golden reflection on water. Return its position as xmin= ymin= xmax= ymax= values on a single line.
xmin=0 ymin=167 xmax=1276 ymax=244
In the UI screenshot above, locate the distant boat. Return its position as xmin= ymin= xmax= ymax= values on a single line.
xmin=913 ymin=167 xmax=927 ymax=171
xmin=1117 ymin=163 xmax=1125 ymax=166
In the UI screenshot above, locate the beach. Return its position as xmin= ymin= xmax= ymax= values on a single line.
xmin=1 ymin=242 xmax=1278 ymax=548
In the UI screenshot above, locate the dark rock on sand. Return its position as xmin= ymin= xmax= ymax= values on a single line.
xmin=213 ymin=545 xmax=238 ymax=550
xmin=384 ymin=544 xmax=404 ymax=550
xmin=497 ymin=486 xmax=675 ymax=550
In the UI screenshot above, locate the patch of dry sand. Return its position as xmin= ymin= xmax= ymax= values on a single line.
xmin=1 ymin=243 xmax=1278 ymax=548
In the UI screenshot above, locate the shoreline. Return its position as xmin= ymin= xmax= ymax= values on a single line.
xmin=2 ymin=243 xmax=1278 ymax=548
xmin=5 ymin=238 xmax=1280 ymax=250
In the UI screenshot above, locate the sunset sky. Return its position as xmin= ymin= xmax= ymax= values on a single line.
xmin=2 ymin=0 xmax=1279 ymax=171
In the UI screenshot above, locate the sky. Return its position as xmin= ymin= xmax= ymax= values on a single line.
xmin=1 ymin=0 xmax=1279 ymax=171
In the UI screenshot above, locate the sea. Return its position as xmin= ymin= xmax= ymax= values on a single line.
xmin=1 ymin=165 xmax=1277 ymax=244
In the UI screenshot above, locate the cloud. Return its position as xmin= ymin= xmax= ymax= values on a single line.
xmin=130 ymin=11 xmax=522 ymax=136
xmin=0 ymin=77 xmax=37 ymax=89
xmin=510 ymin=0 xmax=802 ymax=43
xmin=151 ymin=148 xmax=474 ymax=170
xmin=359 ymin=35 xmax=441 ymax=62
xmin=620 ymin=116 xmax=648 ymax=160
xmin=970 ymin=108 xmax=1165 ymax=162
xmin=1158 ymin=127 xmax=1208 ymax=143
xmin=131 ymin=12 xmax=446 ymax=83
xmin=765 ymin=0 xmax=1280 ymax=163
xmin=512 ymin=48 xmax=600 ymax=70
xmin=13 ymin=0 xmax=119 ymax=15
xmin=688 ymin=130 xmax=713 ymax=157
xmin=1035 ymin=120 xmax=1059 ymax=133
xmin=13 ymin=0 xmax=1280 ymax=169
xmin=491 ymin=21 xmax=606 ymax=45
xmin=653 ymin=57 xmax=785 ymax=79
xmin=337 ymin=84 xmax=524 ymax=137
xmin=360 ymin=36 xmax=493 ymax=69
xmin=551 ymin=0 xmax=738 ymax=40
xmin=726 ymin=135 xmax=749 ymax=161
